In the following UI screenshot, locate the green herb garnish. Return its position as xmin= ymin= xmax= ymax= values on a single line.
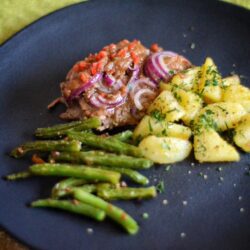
xmin=150 ymin=110 xmax=166 ymax=122
xmin=142 ymin=212 xmax=149 ymax=219
xmin=156 ymin=180 xmax=165 ymax=193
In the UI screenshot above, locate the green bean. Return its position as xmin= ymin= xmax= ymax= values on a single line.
xmin=5 ymin=171 xmax=31 ymax=181
xmin=35 ymin=117 xmax=101 ymax=138
xmin=73 ymin=189 xmax=139 ymax=234
xmin=111 ymin=130 xmax=133 ymax=143
xmin=97 ymin=186 xmax=157 ymax=200
xmin=67 ymin=131 xmax=143 ymax=157
xmin=98 ymin=167 xmax=149 ymax=185
xmin=29 ymin=163 xmax=120 ymax=184
xmin=50 ymin=151 xmax=153 ymax=170
xmin=51 ymin=178 xmax=88 ymax=198
xmin=11 ymin=140 xmax=81 ymax=158
xmin=31 ymin=199 xmax=105 ymax=221
xmin=58 ymin=184 xmax=99 ymax=198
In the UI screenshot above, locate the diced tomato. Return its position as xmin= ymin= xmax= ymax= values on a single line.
xmin=121 ymin=213 xmax=127 ymax=221
xmin=128 ymin=40 xmax=138 ymax=51
xmin=150 ymin=43 xmax=160 ymax=52
xmin=80 ymin=73 xmax=89 ymax=83
xmin=79 ymin=61 xmax=87 ymax=70
xmin=109 ymin=43 xmax=116 ymax=51
xmin=73 ymin=64 xmax=80 ymax=72
xmin=120 ymin=86 xmax=127 ymax=95
xmin=117 ymin=48 xmax=127 ymax=58
xmin=96 ymin=50 xmax=107 ymax=60
xmin=91 ymin=63 xmax=98 ymax=75
xmin=96 ymin=61 xmax=103 ymax=72
xmin=131 ymin=51 xmax=139 ymax=64
xmin=32 ymin=154 xmax=45 ymax=164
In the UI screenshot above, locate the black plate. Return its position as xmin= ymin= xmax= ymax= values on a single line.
xmin=0 ymin=0 xmax=250 ymax=249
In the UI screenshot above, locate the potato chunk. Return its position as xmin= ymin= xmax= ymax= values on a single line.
xmin=194 ymin=57 xmax=222 ymax=103
xmin=133 ymin=115 xmax=192 ymax=142
xmin=160 ymin=67 xmax=200 ymax=91
xmin=194 ymin=129 xmax=240 ymax=162
xmin=223 ymin=84 xmax=250 ymax=112
xmin=194 ymin=102 xmax=246 ymax=132
xmin=139 ymin=136 xmax=192 ymax=164
xmin=234 ymin=114 xmax=250 ymax=152
xmin=222 ymin=75 xmax=240 ymax=87
xmin=147 ymin=90 xmax=185 ymax=122
xmin=169 ymin=88 xmax=203 ymax=125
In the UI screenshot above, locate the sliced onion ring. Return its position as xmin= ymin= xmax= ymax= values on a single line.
xmin=96 ymin=79 xmax=123 ymax=94
xmin=103 ymin=73 xmax=115 ymax=86
xmin=89 ymin=94 xmax=104 ymax=108
xmin=129 ymin=77 xmax=156 ymax=100
xmin=97 ymin=92 xmax=126 ymax=107
xmin=68 ymin=73 xmax=102 ymax=102
xmin=144 ymin=51 xmax=191 ymax=84
xmin=128 ymin=66 xmax=140 ymax=85
xmin=133 ymin=89 xmax=155 ymax=110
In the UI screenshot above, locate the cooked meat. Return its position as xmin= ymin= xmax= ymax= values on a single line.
xmin=57 ymin=40 xmax=191 ymax=130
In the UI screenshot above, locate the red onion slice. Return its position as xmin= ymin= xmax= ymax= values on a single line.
xmin=144 ymin=60 xmax=163 ymax=83
xmin=154 ymin=51 xmax=177 ymax=73
xmin=103 ymin=73 xmax=115 ymax=86
xmin=96 ymin=79 xmax=123 ymax=94
xmin=133 ymin=89 xmax=155 ymax=110
xmin=68 ymin=73 xmax=102 ymax=102
xmin=128 ymin=66 xmax=140 ymax=85
xmin=97 ymin=92 xmax=126 ymax=107
xmin=89 ymin=94 xmax=104 ymax=108
xmin=112 ymin=80 xmax=124 ymax=92
xmin=129 ymin=77 xmax=157 ymax=100
xmin=144 ymin=51 xmax=191 ymax=84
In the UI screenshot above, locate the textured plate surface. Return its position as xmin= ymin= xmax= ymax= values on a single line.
xmin=0 ymin=0 xmax=250 ymax=249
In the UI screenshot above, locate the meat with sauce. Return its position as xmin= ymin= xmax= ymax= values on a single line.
xmin=54 ymin=40 xmax=191 ymax=130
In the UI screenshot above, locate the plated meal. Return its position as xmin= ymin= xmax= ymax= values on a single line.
xmin=6 ymin=40 xmax=250 ymax=234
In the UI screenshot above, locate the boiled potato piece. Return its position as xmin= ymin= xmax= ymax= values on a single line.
xmin=194 ymin=102 xmax=246 ymax=132
xmin=222 ymin=75 xmax=240 ymax=87
xmin=133 ymin=115 xmax=192 ymax=142
xmin=234 ymin=114 xmax=250 ymax=152
xmin=194 ymin=128 xmax=240 ymax=162
xmin=170 ymin=88 xmax=203 ymax=125
xmin=139 ymin=136 xmax=192 ymax=164
xmin=194 ymin=57 xmax=222 ymax=103
xmin=147 ymin=90 xmax=185 ymax=122
xmin=160 ymin=67 xmax=200 ymax=91
xmin=223 ymin=84 xmax=250 ymax=112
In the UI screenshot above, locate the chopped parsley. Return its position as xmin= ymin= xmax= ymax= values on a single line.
xmin=142 ymin=212 xmax=149 ymax=219
xmin=204 ymin=65 xmax=221 ymax=88
xmin=173 ymin=91 xmax=182 ymax=102
xmin=205 ymin=109 xmax=214 ymax=115
xmin=166 ymin=108 xmax=178 ymax=114
xmin=217 ymin=106 xmax=228 ymax=114
xmin=216 ymin=167 xmax=223 ymax=172
xmin=148 ymin=119 xmax=153 ymax=132
xmin=162 ymin=140 xmax=171 ymax=150
xmin=150 ymin=110 xmax=166 ymax=122
xmin=156 ymin=180 xmax=165 ymax=193
xmin=193 ymin=109 xmax=218 ymax=135
xmin=161 ymin=128 xmax=168 ymax=136
xmin=165 ymin=165 xmax=172 ymax=171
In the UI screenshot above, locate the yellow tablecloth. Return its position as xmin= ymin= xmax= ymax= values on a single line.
xmin=0 ymin=0 xmax=87 ymax=45
xmin=223 ymin=0 xmax=250 ymax=9
xmin=0 ymin=0 xmax=249 ymax=45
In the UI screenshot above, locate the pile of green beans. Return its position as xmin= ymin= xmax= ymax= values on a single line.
xmin=5 ymin=117 xmax=157 ymax=235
